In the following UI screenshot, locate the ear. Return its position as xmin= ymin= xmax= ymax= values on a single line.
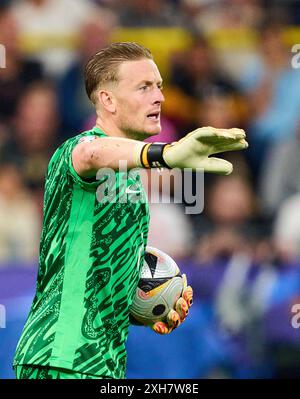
xmin=98 ymin=89 xmax=116 ymax=113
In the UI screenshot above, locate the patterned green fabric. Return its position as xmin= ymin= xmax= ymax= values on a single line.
xmin=14 ymin=365 xmax=105 ymax=379
xmin=14 ymin=127 xmax=149 ymax=378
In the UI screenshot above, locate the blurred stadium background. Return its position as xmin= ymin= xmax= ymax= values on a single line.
xmin=1 ymin=0 xmax=300 ymax=379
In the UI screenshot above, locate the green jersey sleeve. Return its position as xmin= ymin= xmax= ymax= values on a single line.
xmin=50 ymin=130 xmax=107 ymax=192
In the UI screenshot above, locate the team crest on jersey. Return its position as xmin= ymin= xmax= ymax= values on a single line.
xmin=78 ymin=135 xmax=97 ymax=144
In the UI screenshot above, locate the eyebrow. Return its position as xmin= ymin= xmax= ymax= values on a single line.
xmin=137 ymin=79 xmax=163 ymax=87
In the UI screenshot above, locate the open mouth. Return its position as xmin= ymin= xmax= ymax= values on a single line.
xmin=147 ymin=112 xmax=160 ymax=121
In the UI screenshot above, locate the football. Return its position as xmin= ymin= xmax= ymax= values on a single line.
xmin=130 ymin=246 xmax=184 ymax=326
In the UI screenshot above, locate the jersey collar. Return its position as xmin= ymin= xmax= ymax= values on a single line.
xmin=92 ymin=126 xmax=107 ymax=136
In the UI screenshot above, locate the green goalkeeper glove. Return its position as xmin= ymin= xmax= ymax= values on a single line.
xmin=139 ymin=127 xmax=248 ymax=175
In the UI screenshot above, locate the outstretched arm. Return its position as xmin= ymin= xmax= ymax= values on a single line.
xmin=72 ymin=136 xmax=145 ymax=178
xmin=72 ymin=126 xmax=248 ymax=178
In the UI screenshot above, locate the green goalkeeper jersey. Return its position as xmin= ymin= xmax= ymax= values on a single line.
xmin=13 ymin=127 xmax=149 ymax=379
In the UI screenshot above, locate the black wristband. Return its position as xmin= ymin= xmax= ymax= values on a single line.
xmin=140 ymin=143 xmax=171 ymax=169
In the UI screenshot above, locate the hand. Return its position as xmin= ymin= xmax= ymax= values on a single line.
xmin=163 ymin=127 xmax=248 ymax=175
xmin=151 ymin=274 xmax=193 ymax=335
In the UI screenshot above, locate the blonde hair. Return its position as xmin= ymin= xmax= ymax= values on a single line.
xmin=84 ymin=42 xmax=153 ymax=104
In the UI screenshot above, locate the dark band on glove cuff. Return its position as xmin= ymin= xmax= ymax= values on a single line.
xmin=140 ymin=143 xmax=171 ymax=169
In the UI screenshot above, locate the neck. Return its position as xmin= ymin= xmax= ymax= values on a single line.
xmin=95 ymin=115 xmax=126 ymax=138
xmin=95 ymin=115 xmax=148 ymax=141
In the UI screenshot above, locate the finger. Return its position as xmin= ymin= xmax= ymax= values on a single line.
xmin=210 ymin=138 xmax=249 ymax=154
xmin=166 ymin=309 xmax=181 ymax=330
xmin=175 ymin=297 xmax=189 ymax=321
xmin=227 ymin=139 xmax=249 ymax=151
xmin=194 ymin=127 xmax=246 ymax=141
xmin=204 ymin=158 xmax=233 ymax=175
xmin=225 ymin=128 xmax=246 ymax=140
xmin=179 ymin=127 xmax=218 ymax=142
xmin=214 ymin=129 xmax=246 ymax=141
xmin=182 ymin=285 xmax=193 ymax=308
xmin=152 ymin=321 xmax=170 ymax=335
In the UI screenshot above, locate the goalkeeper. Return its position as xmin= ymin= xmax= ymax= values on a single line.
xmin=13 ymin=42 xmax=248 ymax=379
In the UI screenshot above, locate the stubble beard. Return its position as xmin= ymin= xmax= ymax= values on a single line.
xmin=121 ymin=121 xmax=159 ymax=141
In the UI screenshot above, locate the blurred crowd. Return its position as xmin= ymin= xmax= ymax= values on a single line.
xmin=1 ymin=0 xmax=300 ymax=379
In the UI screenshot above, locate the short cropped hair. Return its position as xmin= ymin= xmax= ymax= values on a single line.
xmin=84 ymin=42 xmax=153 ymax=104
